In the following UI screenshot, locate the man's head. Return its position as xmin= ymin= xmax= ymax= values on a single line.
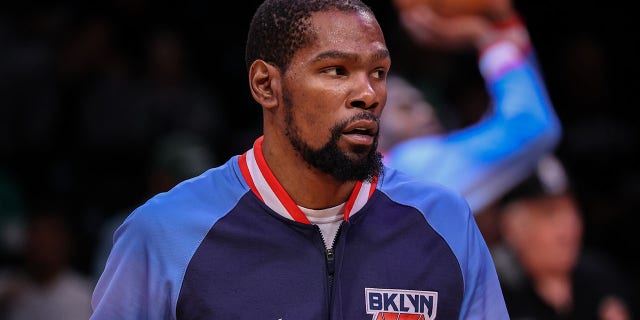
xmin=499 ymin=155 xmax=583 ymax=277
xmin=246 ymin=0 xmax=391 ymax=182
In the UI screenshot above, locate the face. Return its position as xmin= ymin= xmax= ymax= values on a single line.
xmin=280 ymin=10 xmax=391 ymax=182
xmin=503 ymin=194 xmax=583 ymax=276
xmin=380 ymin=75 xmax=443 ymax=149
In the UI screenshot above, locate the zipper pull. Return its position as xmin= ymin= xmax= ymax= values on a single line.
xmin=326 ymin=248 xmax=335 ymax=276
xmin=326 ymin=247 xmax=335 ymax=294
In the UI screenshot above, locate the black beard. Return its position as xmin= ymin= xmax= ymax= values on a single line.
xmin=283 ymin=91 xmax=382 ymax=182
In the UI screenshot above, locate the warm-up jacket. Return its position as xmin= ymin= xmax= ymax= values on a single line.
xmin=91 ymin=136 xmax=509 ymax=319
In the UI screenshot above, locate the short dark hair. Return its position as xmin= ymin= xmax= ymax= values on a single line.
xmin=245 ymin=0 xmax=375 ymax=72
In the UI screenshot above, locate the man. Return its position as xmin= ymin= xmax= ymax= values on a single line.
xmin=493 ymin=154 xmax=634 ymax=319
xmin=380 ymin=2 xmax=562 ymax=245
xmin=90 ymin=0 xmax=508 ymax=318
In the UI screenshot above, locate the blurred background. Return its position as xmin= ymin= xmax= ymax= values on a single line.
xmin=1 ymin=0 xmax=638 ymax=303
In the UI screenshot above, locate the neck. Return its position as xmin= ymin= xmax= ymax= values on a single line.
xmin=261 ymin=134 xmax=357 ymax=209
xmin=533 ymin=273 xmax=573 ymax=314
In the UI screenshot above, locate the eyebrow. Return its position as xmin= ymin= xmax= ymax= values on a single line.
xmin=312 ymin=48 xmax=390 ymax=63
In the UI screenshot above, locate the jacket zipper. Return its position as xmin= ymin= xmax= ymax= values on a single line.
xmin=326 ymin=247 xmax=335 ymax=293
xmin=325 ymin=223 xmax=342 ymax=300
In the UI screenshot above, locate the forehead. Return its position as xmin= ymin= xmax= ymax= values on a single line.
xmin=301 ymin=10 xmax=388 ymax=61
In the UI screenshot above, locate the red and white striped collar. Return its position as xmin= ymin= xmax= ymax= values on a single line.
xmin=238 ymin=136 xmax=377 ymax=224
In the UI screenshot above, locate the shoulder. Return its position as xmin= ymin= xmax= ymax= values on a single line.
xmin=119 ymin=156 xmax=250 ymax=241
xmin=377 ymin=166 xmax=471 ymax=223
xmin=377 ymin=166 xmax=481 ymax=257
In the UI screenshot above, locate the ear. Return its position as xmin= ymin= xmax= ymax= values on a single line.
xmin=249 ymin=60 xmax=281 ymax=110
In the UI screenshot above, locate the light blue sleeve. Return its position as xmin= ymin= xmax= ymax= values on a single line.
xmin=90 ymin=201 xmax=182 ymax=319
xmin=90 ymin=158 xmax=248 ymax=319
xmin=424 ymin=191 xmax=510 ymax=319
xmin=386 ymin=45 xmax=562 ymax=212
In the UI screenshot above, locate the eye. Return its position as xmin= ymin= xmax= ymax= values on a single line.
xmin=323 ymin=66 xmax=347 ymax=76
xmin=372 ymin=69 xmax=387 ymax=80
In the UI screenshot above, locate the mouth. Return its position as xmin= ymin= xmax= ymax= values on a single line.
xmin=342 ymin=119 xmax=378 ymax=145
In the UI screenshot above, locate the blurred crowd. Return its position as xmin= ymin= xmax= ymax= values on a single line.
xmin=0 ymin=0 xmax=638 ymax=318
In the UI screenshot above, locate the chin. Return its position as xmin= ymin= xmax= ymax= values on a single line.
xmin=347 ymin=143 xmax=374 ymax=156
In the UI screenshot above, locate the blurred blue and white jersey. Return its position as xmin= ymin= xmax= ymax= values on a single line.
xmin=384 ymin=41 xmax=562 ymax=213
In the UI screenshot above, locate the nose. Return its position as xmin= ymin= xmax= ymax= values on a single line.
xmin=348 ymin=74 xmax=380 ymax=110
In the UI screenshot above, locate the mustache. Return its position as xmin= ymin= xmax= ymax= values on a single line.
xmin=335 ymin=112 xmax=380 ymax=131
xmin=327 ymin=112 xmax=380 ymax=144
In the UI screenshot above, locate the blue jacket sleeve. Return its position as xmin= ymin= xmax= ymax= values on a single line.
xmin=90 ymin=202 xmax=181 ymax=319
xmin=386 ymin=41 xmax=562 ymax=212
xmin=425 ymin=188 xmax=510 ymax=319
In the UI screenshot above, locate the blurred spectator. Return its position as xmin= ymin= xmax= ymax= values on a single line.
xmin=493 ymin=154 xmax=635 ymax=319
xmin=0 ymin=208 xmax=93 ymax=320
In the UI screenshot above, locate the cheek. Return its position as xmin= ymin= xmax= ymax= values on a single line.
xmin=286 ymin=81 xmax=344 ymax=142
xmin=516 ymin=231 xmax=554 ymax=268
xmin=285 ymin=98 xmax=336 ymax=148
xmin=301 ymin=111 xmax=332 ymax=137
xmin=518 ymin=223 xmax=576 ymax=266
